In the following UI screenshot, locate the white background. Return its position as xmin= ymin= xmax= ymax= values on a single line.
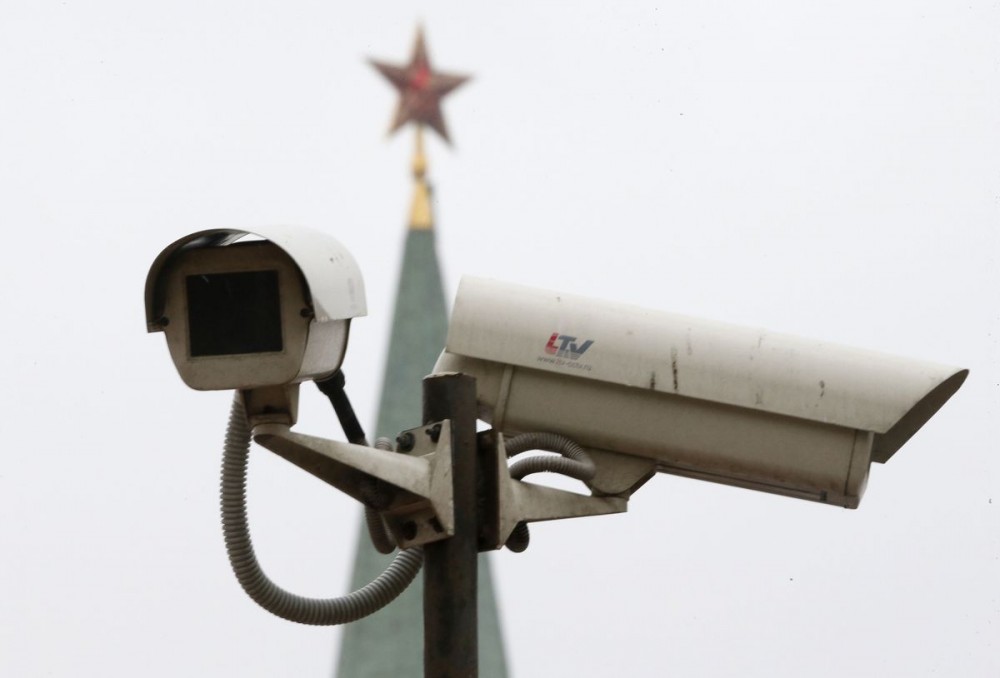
xmin=1 ymin=1 xmax=997 ymax=676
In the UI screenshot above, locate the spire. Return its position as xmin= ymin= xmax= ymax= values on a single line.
xmin=408 ymin=126 xmax=433 ymax=230
xmin=335 ymin=29 xmax=507 ymax=677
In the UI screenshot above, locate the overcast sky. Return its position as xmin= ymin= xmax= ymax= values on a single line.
xmin=1 ymin=1 xmax=997 ymax=676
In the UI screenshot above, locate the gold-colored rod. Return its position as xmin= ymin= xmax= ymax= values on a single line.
xmin=408 ymin=125 xmax=433 ymax=230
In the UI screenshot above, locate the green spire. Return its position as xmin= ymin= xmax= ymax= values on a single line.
xmin=334 ymin=130 xmax=508 ymax=676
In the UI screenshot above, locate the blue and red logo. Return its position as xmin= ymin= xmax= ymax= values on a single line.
xmin=544 ymin=333 xmax=594 ymax=360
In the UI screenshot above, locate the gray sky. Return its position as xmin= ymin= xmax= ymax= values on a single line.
xmin=1 ymin=1 xmax=997 ymax=676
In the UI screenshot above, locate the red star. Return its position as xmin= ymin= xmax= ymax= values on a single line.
xmin=370 ymin=27 xmax=470 ymax=143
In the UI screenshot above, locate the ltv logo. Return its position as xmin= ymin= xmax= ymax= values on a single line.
xmin=545 ymin=333 xmax=594 ymax=360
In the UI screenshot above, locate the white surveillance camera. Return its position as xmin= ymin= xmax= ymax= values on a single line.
xmin=434 ymin=277 xmax=967 ymax=508
xmin=144 ymin=226 xmax=367 ymax=391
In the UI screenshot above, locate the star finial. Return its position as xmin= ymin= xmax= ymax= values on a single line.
xmin=369 ymin=27 xmax=470 ymax=144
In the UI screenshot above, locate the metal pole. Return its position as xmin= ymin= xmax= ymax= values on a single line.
xmin=422 ymin=373 xmax=479 ymax=678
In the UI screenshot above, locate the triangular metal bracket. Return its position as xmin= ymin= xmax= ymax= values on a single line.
xmin=491 ymin=433 xmax=628 ymax=548
xmin=252 ymin=421 xmax=455 ymax=548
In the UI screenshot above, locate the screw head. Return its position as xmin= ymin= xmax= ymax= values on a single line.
xmin=425 ymin=423 xmax=443 ymax=443
xmin=395 ymin=431 xmax=416 ymax=452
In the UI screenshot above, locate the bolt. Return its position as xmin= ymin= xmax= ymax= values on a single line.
xmin=426 ymin=423 xmax=443 ymax=443
xmin=402 ymin=520 xmax=418 ymax=541
xmin=396 ymin=431 xmax=416 ymax=452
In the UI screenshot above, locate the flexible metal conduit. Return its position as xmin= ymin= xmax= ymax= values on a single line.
xmin=503 ymin=431 xmax=596 ymax=552
xmin=361 ymin=437 xmax=398 ymax=555
xmin=220 ymin=394 xmax=422 ymax=625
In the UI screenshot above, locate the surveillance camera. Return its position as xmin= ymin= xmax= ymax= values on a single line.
xmin=434 ymin=277 xmax=967 ymax=508
xmin=145 ymin=226 xmax=367 ymax=391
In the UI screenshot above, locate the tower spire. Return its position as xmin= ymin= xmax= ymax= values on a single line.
xmin=335 ymin=29 xmax=507 ymax=677
xmin=408 ymin=125 xmax=433 ymax=230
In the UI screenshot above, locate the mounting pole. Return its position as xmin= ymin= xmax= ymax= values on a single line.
xmin=422 ymin=373 xmax=479 ymax=677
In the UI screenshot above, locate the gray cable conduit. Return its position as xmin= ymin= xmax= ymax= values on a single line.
xmin=503 ymin=432 xmax=596 ymax=552
xmin=505 ymin=432 xmax=596 ymax=482
xmin=221 ymin=394 xmax=423 ymax=626
xmin=361 ymin=437 xmax=398 ymax=555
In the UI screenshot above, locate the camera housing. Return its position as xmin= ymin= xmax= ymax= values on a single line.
xmin=434 ymin=277 xmax=968 ymax=508
xmin=145 ymin=226 xmax=366 ymax=391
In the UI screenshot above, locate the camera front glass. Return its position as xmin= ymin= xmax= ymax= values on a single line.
xmin=186 ymin=270 xmax=283 ymax=357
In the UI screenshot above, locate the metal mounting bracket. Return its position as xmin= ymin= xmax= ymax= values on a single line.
xmin=252 ymin=420 xmax=455 ymax=548
xmin=490 ymin=433 xmax=629 ymax=549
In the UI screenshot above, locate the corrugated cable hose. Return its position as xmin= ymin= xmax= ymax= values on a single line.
xmin=220 ymin=394 xmax=422 ymax=626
